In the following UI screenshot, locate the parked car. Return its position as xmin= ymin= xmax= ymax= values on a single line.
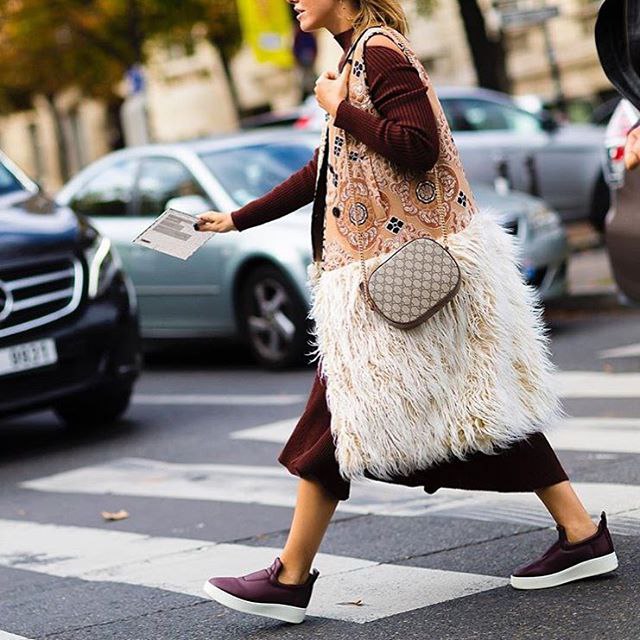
xmin=295 ymin=87 xmax=608 ymax=225
xmin=603 ymin=99 xmax=640 ymax=304
xmin=0 ymin=151 xmax=141 ymax=428
xmin=56 ymin=129 xmax=567 ymax=369
xmin=240 ymin=105 xmax=308 ymax=130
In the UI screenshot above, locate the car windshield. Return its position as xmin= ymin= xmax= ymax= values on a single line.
xmin=199 ymin=141 xmax=315 ymax=206
xmin=0 ymin=161 xmax=25 ymax=196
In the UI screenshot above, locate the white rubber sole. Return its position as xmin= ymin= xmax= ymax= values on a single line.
xmin=202 ymin=580 xmax=307 ymax=624
xmin=510 ymin=551 xmax=619 ymax=590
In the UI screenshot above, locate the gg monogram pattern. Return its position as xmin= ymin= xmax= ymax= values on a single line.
xmin=367 ymin=238 xmax=461 ymax=326
xmin=317 ymin=25 xmax=479 ymax=272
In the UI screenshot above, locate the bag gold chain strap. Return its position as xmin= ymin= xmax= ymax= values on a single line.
xmin=345 ymin=134 xmax=448 ymax=310
xmin=339 ymin=32 xmax=449 ymax=310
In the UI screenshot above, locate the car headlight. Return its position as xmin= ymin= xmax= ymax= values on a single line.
xmin=529 ymin=205 xmax=560 ymax=232
xmin=84 ymin=236 xmax=122 ymax=298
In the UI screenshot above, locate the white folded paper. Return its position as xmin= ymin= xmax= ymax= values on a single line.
xmin=132 ymin=208 xmax=214 ymax=260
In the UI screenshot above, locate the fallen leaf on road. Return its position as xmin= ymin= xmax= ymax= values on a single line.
xmin=101 ymin=509 xmax=129 ymax=521
xmin=337 ymin=599 xmax=364 ymax=606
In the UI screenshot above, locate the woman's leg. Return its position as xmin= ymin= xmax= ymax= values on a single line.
xmin=535 ymin=480 xmax=598 ymax=543
xmin=278 ymin=477 xmax=340 ymax=585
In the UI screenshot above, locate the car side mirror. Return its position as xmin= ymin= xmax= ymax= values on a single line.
xmin=165 ymin=194 xmax=211 ymax=214
xmin=539 ymin=111 xmax=559 ymax=133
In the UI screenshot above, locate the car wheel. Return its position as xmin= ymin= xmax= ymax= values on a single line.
xmin=54 ymin=381 xmax=134 ymax=430
xmin=238 ymin=265 xmax=309 ymax=369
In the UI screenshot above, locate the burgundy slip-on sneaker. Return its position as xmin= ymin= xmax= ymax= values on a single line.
xmin=203 ymin=557 xmax=319 ymax=624
xmin=510 ymin=511 xmax=618 ymax=590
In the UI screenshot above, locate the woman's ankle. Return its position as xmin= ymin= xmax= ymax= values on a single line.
xmin=278 ymin=557 xmax=311 ymax=585
xmin=562 ymin=517 xmax=599 ymax=544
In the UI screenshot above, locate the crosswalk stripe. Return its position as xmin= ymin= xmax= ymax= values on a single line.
xmin=231 ymin=418 xmax=298 ymax=443
xmin=130 ymin=372 xmax=640 ymax=406
xmin=132 ymin=394 xmax=306 ymax=406
xmin=598 ymin=342 xmax=640 ymax=359
xmin=20 ymin=458 xmax=640 ymax=535
xmin=556 ymin=371 xmax=640 ymax=398
xmin=234 ymin=417 xmax=640 ymax=455
xmin=549 ymin=418 xmax=640 ymax=454
xmin=0 ymin=519 xmax=507 ymax=623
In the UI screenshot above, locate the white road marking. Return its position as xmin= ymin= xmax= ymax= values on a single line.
xmin=20 ymin=458 xmax=640 ymax=535
xmin=233 ymin=416 xmax=640 ymax=455
xmin=0 ymin=520 xmax=507 ymax=623
xmin=556 ymin=371 xmax=640 ymax=398
xmin=132 ymin=372 xmax=640 ymax=406
xmin=0 ymin=633 xmax=33 ymax=640
xmin=548 ymin=418 xmax=640 ymax=454
xmin=599 ymin=342 xmax=640 ymax=359
xmin=132 ymin=394 xmax=306 ymax=406
xmin=231 ymin=418 xmax=297 ymax=443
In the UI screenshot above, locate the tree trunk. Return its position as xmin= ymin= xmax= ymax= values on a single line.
xmin=456 ymin=0 xmax=511 ymax=93
xmin=217 ymin=46 xmax=244 ymax=121
xmin=127 ymin=0 xmax=143 ymax=64
xmin=43 ymin=93 xmax=71 ymax=184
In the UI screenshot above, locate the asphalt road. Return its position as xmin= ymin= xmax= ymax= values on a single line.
xmin=1 ymin=305 xmax=639 ymax=640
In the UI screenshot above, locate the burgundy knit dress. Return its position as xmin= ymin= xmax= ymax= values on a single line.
xmin=231 ymin=28 xmax=569 ymax=501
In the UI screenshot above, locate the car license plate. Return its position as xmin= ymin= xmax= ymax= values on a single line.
xmin=0 ymin=338 xmax=58 ymax=377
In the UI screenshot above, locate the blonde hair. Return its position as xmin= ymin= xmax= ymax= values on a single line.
xmin=349 ymin=0 xmax=409 ymax=39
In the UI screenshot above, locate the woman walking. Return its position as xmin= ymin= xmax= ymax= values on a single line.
xmin=195 ymin=0 xmax=618 ymax=625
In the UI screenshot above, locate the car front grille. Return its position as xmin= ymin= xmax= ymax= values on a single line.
xmin=0 ymin=256 xmax=83 ymax=339
xmin=502 ymin=220 xmax=519 ymax=236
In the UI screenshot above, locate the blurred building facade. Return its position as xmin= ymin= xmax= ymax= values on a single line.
xmin=494 ymin=0 xmax=610 ymax=101
xmin=0 ymin=0 xmax=612 ymax=191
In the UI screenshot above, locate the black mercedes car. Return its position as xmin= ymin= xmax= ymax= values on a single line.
xmin=0 ymin=151 xmax=141 ymax=428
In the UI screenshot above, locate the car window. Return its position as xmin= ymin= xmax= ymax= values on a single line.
xmin=199 ymin=142 xmax=315 ymax=206
xmin=69 ymin=158 xmax=138 ymax=217
xmin=0 ymin=162 xmax=27 ymax=196
xmin=450 ymin=99 xmax=542 ymax=134
xmin=439 ymin=99 xmax=457 ymax=130
xmin=136 ymin=157 xmax=208 ymax=216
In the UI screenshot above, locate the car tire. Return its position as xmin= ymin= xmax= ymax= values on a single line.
xmin=238 ymin=265 xmax=310 ymax=370
xmin=54 ymin=381 xmax=134 ymax=430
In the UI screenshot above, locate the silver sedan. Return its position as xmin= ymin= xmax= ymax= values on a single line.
xmin=295 ymin=87 xmax=608 ymax=224
xmin=56 ymin=129 xmax=567 ymax=369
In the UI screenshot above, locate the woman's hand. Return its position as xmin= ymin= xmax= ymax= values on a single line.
xmin=624 ymin=126 xmax=640 ymax=171
xmin=314 ymin=62 xmax=351 ymax=118
xmin=194 ymin=211 xmax=237 ymax=233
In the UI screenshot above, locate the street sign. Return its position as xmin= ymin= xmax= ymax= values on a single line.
xmin=500 ymin=6 xmax=560 ymax=28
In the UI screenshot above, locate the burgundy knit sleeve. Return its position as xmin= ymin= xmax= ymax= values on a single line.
xmin=333 ymin=46 xmax=439 ymax=171
xmin=230 ymin=146 xmax=319 ymax=232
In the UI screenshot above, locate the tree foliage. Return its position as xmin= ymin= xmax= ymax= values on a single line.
xmin=0 ymin=0 xmax=242 ymax=110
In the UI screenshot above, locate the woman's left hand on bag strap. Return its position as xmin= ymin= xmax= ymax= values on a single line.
xmin=314 ymin=62 xmax=351 ymax=119
xmin=625 ymin=123 xmax=640 ymax=171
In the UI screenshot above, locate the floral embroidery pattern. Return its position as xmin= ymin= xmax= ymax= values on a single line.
xmin=320 ymin=25 xmax=478 ymax=271
xmin=415 ymin=180 xmax=437 ymax=204
xmin=349 ymin=202 xmax=369 ymax=226
xmin=386 ymin=217 xmax=405 ymax=234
